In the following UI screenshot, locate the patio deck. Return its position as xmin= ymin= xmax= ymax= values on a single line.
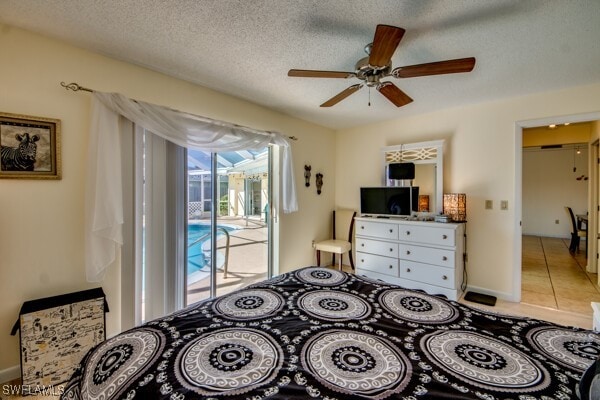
xmin=186 ymin=216 xmax=268 ymax=305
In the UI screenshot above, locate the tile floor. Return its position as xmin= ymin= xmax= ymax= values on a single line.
xmin=521 ymin=235 xmax=600 ymax=316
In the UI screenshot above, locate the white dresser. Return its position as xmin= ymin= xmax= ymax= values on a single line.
xmin=354 ymin=217 xmax=466 ymax=300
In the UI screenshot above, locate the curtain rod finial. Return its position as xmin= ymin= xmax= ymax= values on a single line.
xmin=61 ymin=81 xmax=93 ymax=92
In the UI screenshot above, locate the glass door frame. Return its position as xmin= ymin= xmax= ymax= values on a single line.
xmin=188 ymin=147 xmax=275 ymax=302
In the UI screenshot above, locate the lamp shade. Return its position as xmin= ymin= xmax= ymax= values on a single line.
xmin=418 ymin=195 xmax=430 ymax=212
xmin=443 ymin=193 xmax=466 ymax=222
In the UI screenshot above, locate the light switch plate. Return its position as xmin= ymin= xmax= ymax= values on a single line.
xmin=500 ymin=200 xmax=508 ymax=210
xmin=485 ymin=200 xmax=493 ymax=209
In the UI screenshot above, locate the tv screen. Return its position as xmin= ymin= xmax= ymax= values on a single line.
xmin=360 ymin=187 xmax=419 ymax=216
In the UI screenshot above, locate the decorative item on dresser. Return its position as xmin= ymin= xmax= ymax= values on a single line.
xmin=443 ymin=193 xmax=467 ymax=222
xmin=418 ymin=194 xmax=430 ymax=212
xmin=354 ymin=216 xmax=465 ymax=300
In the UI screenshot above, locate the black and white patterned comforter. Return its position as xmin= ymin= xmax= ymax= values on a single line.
xmin=62 ymin=267 xmax=600 ymax=399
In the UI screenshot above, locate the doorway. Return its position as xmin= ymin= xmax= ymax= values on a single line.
xmin=516 ymin=114 xmax=600 ymax=313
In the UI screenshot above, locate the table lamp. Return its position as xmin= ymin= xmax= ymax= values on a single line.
xmin=443 ymin=193 xmax=467 ymax=222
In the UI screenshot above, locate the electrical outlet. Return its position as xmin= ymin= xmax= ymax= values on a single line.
xmin=555 ymin=219 xmax=559 ymax=224
xmin=500 ymin=200 xmax=508 ymax=210
xmin=485 ymin=200 xmax=493 ymax=210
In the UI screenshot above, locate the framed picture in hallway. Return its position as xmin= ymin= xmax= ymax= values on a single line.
xmin=0 ymin=112 xmax=62 ymax=179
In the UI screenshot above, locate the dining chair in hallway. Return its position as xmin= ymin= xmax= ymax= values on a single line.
xmin=314 ymin=209 xmax=356 ymax=270
xmin=565 ymin=206 xmax=586 ymax=254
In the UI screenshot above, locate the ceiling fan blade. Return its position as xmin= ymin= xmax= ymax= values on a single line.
xmin=393 ymin=57 xmax=476 ymax=78
xmin=288 ymin=69 xmax=355 ymax=78
xmin=377 ymin=82 xmax=413 ymax=107
xmin=369 ymin=25 xmax=405 ymax=67
xmin=320 ymin=84 xmax=363 ymax=107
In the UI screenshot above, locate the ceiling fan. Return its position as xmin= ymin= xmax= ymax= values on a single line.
xmin=288 ymin=24 xmax=476 ymax=108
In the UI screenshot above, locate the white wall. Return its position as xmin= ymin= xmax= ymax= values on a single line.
xmin=335 ymin=83 xmax=600 ymax=301
xmin=522 ymin=146 xmax=588 ymax=237
xmin=0 ymin=24 xmax=336 ymax=373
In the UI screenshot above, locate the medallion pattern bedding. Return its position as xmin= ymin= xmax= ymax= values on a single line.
xmin=62 ymin=267 xmax=600 ymax=399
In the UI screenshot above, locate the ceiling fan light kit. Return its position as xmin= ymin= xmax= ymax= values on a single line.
xmin=288 ymin=24 xmax=476 ymax=108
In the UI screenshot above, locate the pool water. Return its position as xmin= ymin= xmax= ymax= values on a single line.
xmin=188 ymin=223 xmax=237 ymax=274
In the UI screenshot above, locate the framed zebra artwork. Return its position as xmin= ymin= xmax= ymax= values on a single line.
xmin=0 ymin=112 xmax=61 ymax=179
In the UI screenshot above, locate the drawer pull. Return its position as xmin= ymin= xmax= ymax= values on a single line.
xmin=406 ymin=231 xmax=411 ymax=235
xmin=389 ymin=229 xmax=393 ymax=233
xmin=389 ymin=248 xmax=394 ymax=252
xmin=442 ymin=234 xmax=448 ymax=239
xmin=442 ymin=256 xmax=448 ymax=261
xmin=361 ymin=243 xmax=365 ymax=247
xmin=406 ymin=268 xmax=411 ymax=272
xmin=361 ymin=259 xmax=364 ymax=263
xmin=361 ymin=226 xmax=365 ymax=230
xmin=389 ymin=265 xmax=394 ymax=269
xmin=406 ymin=250 xmax=411 ymax=255
xmin=442 ymin=275 xmax=448 ymax=280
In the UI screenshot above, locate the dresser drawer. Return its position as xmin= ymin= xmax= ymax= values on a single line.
xmin=398 ymin=225 xmax=456 ymax=246
xmin=356 ymin=238 xmax=398 ymax=258
xmin=399 ymin=260 xmax=456 ymax=289
xmin=355 ymin=221 xmax=398 ymax=240
xmin=399 ymin=244 xmax=455 ymax=268
xmin=356 ymin=252 xmax=399 ymax=277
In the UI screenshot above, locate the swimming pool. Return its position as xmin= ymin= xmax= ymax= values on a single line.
xmin=188 ymin=223 xmax=238 ymax=279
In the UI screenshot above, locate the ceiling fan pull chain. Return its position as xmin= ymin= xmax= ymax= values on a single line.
xmin=368 ymin=86 xmax=371 ymax=106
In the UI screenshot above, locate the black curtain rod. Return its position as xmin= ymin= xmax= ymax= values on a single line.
xmin=59 ymin=81 xmax=298 ymax=141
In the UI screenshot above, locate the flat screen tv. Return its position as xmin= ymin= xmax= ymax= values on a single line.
xmin=360 ymin=187 xmax=419 ymax=216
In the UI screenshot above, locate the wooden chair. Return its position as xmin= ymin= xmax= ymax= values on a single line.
xmin=565 ymin=206 xmax=586 ymax=254
xmin=314 ymin=209 xmax=356 ymax=270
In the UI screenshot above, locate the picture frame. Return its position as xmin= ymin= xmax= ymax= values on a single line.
xmin=0 ymin=111 xmax=61 ymax=179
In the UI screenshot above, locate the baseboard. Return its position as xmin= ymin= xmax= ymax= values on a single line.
xmin=0 ymin=364 xmax=20 ymax=384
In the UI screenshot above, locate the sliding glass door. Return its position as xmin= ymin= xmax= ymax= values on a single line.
xmin=132 ymin=128 xmax=274 ymax=324
xmin=185 ymin=147 xmax=272 ymax=305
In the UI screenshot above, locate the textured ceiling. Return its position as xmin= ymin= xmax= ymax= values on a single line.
xmin=1 ymin=0 xmax=599 ymax=129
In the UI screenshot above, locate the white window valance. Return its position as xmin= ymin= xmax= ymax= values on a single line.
xmin=85 ymin=92 xmax=297 ymax=282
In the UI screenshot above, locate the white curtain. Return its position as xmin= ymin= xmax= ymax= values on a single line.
xmin=85 ymin=92 xmax=297 ymax=282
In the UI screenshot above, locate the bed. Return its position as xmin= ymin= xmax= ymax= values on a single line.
xmin=61 ymin=267 xmax=600 ymax=399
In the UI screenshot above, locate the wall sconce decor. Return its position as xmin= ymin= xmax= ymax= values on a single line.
xmin=315 ymin=173 xmax=323 ymax=195
xmin=304 ymin=165 xmax=311 ymax=187
xmin=443 ymin=193 xmax=467 ymax=222
xmin=418 ymin=195 xmax=430 ymax=212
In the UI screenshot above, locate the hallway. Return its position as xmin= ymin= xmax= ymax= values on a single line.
xmin=522 ymin=235 xmax=600 ymax=315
